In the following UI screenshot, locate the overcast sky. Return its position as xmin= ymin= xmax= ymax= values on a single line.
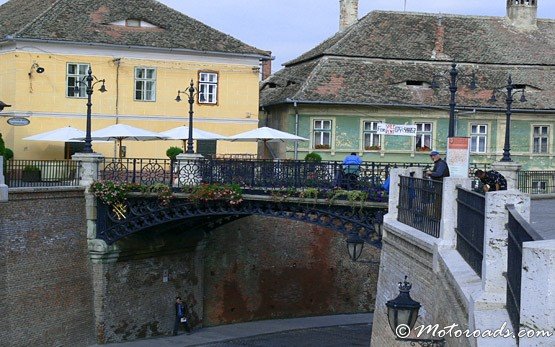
xmin=1 ymin=0 xmax=554 ymax=72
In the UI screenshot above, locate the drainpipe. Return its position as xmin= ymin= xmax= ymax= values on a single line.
xmin=113 ymin=58 xmax=121 ymax=158
xmin=294 ymin=101 xmax=299 ymax=160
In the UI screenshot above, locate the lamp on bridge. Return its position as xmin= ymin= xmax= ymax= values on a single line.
xmin=0 ymin=100 xmax=11 ymax=112
xmin=346 ymin=231 xmax=365 ymax=261
xmin=175 ymin=79 xmax=196 ymax=154
xmin=488 ymin=75 xmax=527 ymax=162
xmin=74 ymin=68 xmax=107 ymax=154
xmin=386 ymin=276 xmax=445 ymax=346
xmin=431 ymin=62 xmax=477 ymax=138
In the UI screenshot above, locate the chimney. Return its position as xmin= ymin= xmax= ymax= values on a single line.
xmin=507 ymin=0 xmax=538 ymax=30
xmin=339 ymin=0 xmax=358 ymax=31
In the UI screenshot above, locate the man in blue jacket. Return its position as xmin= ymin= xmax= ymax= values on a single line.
xmin=425 ymin=151 xmax=450 ymax=181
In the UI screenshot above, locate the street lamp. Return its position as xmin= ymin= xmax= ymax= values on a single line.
xmin=74 ymin=68 xmax=106 ymax=153
xmin=0 ymin=100 xmax=11 ymax=112
xmin=386 ymin=276 xmax=445 ymax=346
xmin=431 ymin=63 xmax=477 ymax=138
xmin=346 ymin=230 xmax=365 ymax=261
xmin=175 ymin=79 xmax=196 ymax=154
xmin=488 ymin=75 xmax=527 ymax=162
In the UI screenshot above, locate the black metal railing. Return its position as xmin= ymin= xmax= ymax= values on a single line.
xmin=97 ymin=158 xmax=430 ymax=199
xmin=4 ymin=159 xmax=81 ymax=188
xmin=397 ymin=175 xmax=443 ymax=237
xmin=99 ymin=158 xmax=174 ymax=185
xmin=455 ymin=187 xmax=485 ymax=277
xmin=506 ymin=204 xmax=544 ymax=338
xmin=518 ymin=170 xmax=555 ymax=194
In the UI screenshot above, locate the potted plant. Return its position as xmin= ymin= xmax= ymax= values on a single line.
xmin=304 ymin=152 xmax=322 ymax=163
xmin=365 ymin=145 xmax=381 ymax=151
xmin=166 ymin=146 xmax=184 ymax=161
xmin=314 ymin=144 xmax=331 ymax=150
xmin=22 ymin=165 xmax=41 ymax=182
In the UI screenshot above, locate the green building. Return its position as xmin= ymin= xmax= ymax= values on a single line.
xmin=260 ymin=0 xmax=555 ymax=170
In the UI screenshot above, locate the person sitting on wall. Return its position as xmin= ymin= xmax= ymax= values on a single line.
xmin=342 ymin=152 xmax=362 ymax=188
xmin=474 ymin=169 xmax=507 ymax=192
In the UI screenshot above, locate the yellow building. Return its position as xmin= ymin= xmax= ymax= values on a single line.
xmin=0 ymin=0 xmax=271 ymax=160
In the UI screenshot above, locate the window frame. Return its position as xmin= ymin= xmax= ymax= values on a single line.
xmin=414 ymin=122 xmax=433 ymax=151
xmin=134 ymin=67 xmax=157 ymax=102
xmin=66 ymin=63 xmax=90 ymax=98
xmin=198 ymin=71 xmax=219 ymax=105
xmin=470 ymin=124 xmax=488 ymax=154
xmin=532 ymin=125 xmax=550 ymax=154
xmin=362 ymin=120 xmax=383 ymax=151
xmin=312 ymin=118 xmax=333 ymax=150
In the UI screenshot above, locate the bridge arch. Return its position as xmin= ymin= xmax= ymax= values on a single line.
xmin=96 ymin=196 xmax=386 ymax=247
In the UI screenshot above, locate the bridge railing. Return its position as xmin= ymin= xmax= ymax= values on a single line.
xmin=505 ymin=204 xmax=544 ymax=340
xmin=455 ymin=187 xmax=485 ymax=277
xmin=4 ymin=159 xmax=81 ymax=188
xmin=397 ymin=175 xmax=443 ymax=237
xmin=518 ymin=170 xmax=555 ymax=194
xmin=99 ymin=157 xmax=173 ymax=185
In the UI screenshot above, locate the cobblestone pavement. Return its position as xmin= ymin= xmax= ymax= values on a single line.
xmin=192 ymin=323 xmax=372 ymax=347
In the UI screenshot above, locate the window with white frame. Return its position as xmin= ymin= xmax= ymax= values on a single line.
xmin=532 ymin=181 xmax=547 ymax=194
xmin=66 ymin=63 xmax=90 ymax=98
xmin=134 ymin=67 xmax=156 ymax=101
xmin=533 ymin=125 xmax=549 ymax=153
xmin=313 ymin=120 xmax=332 ymax=149
xmin=470 ymin=124 xmax=488 ymax=153
xmin=363 ymin=121 xmax=382 ymax=150
xmin=415 ymin=122 xmax=432 ymax=150
xmin=198 ymin=72 xmax=218 ymax=104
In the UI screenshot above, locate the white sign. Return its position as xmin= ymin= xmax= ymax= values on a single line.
xmin=376 ymin=123 xmax=416 ymax=136
xmin=447 ymin=137 xmax=470 ymax=178
xmin=7 ymin=117 xmax=30 ymax=126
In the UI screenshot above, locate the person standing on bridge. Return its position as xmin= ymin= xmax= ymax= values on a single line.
xmin=425 ymin=150 xmax=450 ymax=181
xmin=173 ymin=296 xmax=192 ymax=336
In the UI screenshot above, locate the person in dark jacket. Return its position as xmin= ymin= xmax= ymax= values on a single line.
xmin=173 ymin=296 xmax=191 ymax=336
xmin=475 ymin=169 xmax=507 ymax=192
xmin=425 ymin=151 xmax=450 ymax=181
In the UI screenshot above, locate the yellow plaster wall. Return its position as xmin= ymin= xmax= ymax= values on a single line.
xmin=0 ymin=51 xmax=259 ymax=159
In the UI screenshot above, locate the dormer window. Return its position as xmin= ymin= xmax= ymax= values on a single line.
xmin=399 ymin=80 xmax=430 ymax=88
xmin=126 ymin=19 xmax=141 ymax=27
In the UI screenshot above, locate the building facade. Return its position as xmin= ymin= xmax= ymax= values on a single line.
xmin=0 ymin=0 xmax=271 ymax=160
xmin=260 ymin=0 xmax=555 ymax=170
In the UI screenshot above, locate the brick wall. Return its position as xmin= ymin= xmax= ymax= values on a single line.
xmin=370 ymin=223 xmax=470 ymax=347
xmin=203 ymin=216 xmax=381 ymax=325
xmin=0 ymin=188 xmax=95 ymax=347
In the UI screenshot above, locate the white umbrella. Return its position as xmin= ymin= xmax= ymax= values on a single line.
xmin=23 ymin=126 xmax=85 ymax=142
xmin=227 ymin=127 xmax=308 ymax=158
xmin=71 ymin=124 xmax=168 ymax=157
xmin=161 ymin=126 xmax=227 ymax=151
xmin=227 ymin=127 xmax=308 ymax=143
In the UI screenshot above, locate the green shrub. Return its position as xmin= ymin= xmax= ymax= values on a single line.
xmin=23 ymin=165 xmax=40 ymax=172
xmin=3 ymin=148 xmax=13 ymax=161
xmin=0 ymin=133 xmax=5 ymax=156
xmin=304 ymin=152 xmax=322 ymax=162
xmin=166 ymin=146 xmax=184 ymax=160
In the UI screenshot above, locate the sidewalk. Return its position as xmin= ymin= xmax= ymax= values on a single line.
xmin=98 ymin=313 xmax=373 ymax=346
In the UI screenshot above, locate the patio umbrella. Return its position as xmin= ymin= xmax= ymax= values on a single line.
xmin=160 ymin=126 xmax=227 ymax=150
xmin=23 ymin=126 xmax=86 ymax=142
xmin=71 ymin=124 xmax=168 ymax=157
xmin=227 ymin=127 xmax=308 ymax=158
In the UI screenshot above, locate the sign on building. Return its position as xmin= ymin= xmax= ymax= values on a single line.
xmin=376 ymin=123 xmax=416 ymax=136
xmin=447 ymin=137 xmax=470 ymax=178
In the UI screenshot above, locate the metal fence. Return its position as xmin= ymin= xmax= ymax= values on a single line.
xmin=455 ymin=187 xmax=485 ymax=277
xmin=99 ymin=158 xmax=174 ymax=185
xmin=505 ymin=204 xmax=544 ymax=338
xmin=518 ymin=170 xmax=555 ymax=194
xmin=4 ymin=159 xmax=81 ymax=188
xmin=397 ymin=175 xmax=443 ymax=237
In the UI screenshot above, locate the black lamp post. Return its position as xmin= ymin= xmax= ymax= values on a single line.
xmin=386 ymin=276 xmax=445 ymax=346
xmin=431 ymin=63 xmax=477 ymax=138
xmin=74 ymin=68 xmax=106 ymax=154
xmin=488 ymin=75 xmax=527 ymax=162
xmin=175 ymin=80 xmax=196 ymax=154
xmin=0 ymin=100 xmax=11 ymax=112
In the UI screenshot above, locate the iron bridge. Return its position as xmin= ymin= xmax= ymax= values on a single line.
xmin=96 ymin=196 xmax=386 ymax=246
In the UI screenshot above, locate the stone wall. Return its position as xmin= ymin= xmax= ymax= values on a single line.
xmin=203 ymin=216 xmax=380 ymax=326
xmin=0 ymin=188 xmax=95 ymax=347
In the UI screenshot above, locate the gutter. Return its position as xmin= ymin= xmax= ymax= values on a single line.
xmin=281 ymin=98 xmax=555 ymax=114
xmin=2 ymin=36 xmax=270 ymax=60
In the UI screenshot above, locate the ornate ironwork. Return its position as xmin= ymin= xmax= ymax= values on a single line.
xmin=96 ymin=196 xmax=386 ymax=246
